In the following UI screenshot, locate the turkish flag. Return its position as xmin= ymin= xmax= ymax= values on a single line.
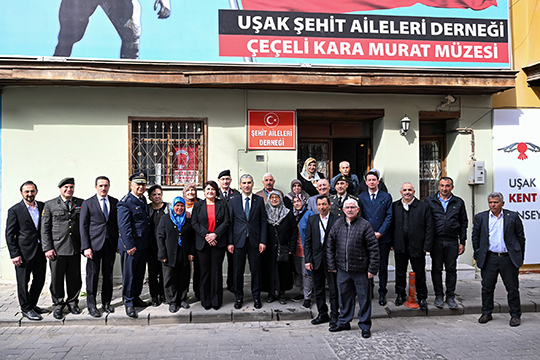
xmin=241 ymin=0 xmax=497 ymax=12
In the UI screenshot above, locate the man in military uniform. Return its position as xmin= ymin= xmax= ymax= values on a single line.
xmin=41 ymin=177 xmax=84 ymax=319
xmin=117 ymin=172 xmax=152 ymax=318
xmin=217 ymin=169 xmax=241 ymax=293
xmin=330 ymin=176 xmax=361 ymax=218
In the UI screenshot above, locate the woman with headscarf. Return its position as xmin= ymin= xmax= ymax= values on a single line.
xmin=261 ymin=191 xmax=298 ymax=304
xmin=298 ymin=157 xmax=325 ymax=196
xmin=290 ymin=194 xmax=315 ymax=309
xmin=157 ymin=197 xmax=194 ymax=313
xmin=191 ymin=181 xmax=229 ymax=310
xmin=286 ymin=179 xmax=310 ymax=205
xmin=183 ymin=183 xmax=202 ymax=300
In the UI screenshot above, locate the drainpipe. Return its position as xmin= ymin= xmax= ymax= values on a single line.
xmin=455 ymin=128 xmax=476 ymax=218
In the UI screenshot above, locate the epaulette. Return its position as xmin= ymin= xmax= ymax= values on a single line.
xmin=120 ymin=194 xmax=129 ymax=202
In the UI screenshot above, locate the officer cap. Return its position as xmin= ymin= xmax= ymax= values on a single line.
xmin=129 ymin=172 xmax=147 ymax=185
xmin=336 ymin=175 xmax=351 ymax=185
xmin=58 ymin=177 xmax=75 ymax=187
xmin=218 ymin=169 xmax=231 ymax=179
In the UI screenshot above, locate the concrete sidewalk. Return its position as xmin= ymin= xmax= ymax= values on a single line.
xmin=1 ymin=273 xmax=539 ymax=327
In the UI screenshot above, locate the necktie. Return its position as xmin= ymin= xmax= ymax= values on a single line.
xmin=223 ymin=191 xmax=228 ymax=201
xmin=371 ymin=194 xmax=376 ymax=204
xmin=338 ymin=197 xmax=343 ymax=208
xmin=245 ymin=197 xmax=250 ymax=219
xmin=66 ymin=200 xmax=71 ymax=211
xmin=102 ymin=198 xmax=109 ymax=219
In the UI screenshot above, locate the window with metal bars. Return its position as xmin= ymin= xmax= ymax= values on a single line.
xmin=130 ymin=118 xmax=206 ymax=187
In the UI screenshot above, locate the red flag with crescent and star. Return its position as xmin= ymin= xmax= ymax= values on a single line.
xmin=240 ymin=0 xmax=497 ymax=12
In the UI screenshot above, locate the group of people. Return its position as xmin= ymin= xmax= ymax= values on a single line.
xmin=5 ymin=159 xmax=526 ymax=336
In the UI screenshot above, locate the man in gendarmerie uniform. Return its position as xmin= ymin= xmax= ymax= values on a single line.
xmin=117 ymin=172 xmax=152 ymax=318
xmin=41 ymin=177 xmax=84 ymax=320
xmin=217 ymin=169 xmax=241 ymax=293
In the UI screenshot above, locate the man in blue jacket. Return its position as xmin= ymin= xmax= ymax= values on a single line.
xmin=358 ymin=170 xmax=393 ymax=306
xmin=118 ymin=172 xmax=152 ymax=318
xmin=425 ymin=177 xmax=468 ymax=310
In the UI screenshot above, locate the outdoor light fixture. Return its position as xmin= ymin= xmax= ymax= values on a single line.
xmin=400 ymin=115 xmax=411 ymax=136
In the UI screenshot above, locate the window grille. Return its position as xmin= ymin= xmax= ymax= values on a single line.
xmin=130 ymin=119 xmax=206 ymax=186
xmin=419 ymin=140 xmax=442 ymax=200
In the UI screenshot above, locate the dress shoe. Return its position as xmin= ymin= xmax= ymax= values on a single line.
xmin=509 ymin=317 xmax=521 ymax=327
xmin=311 ymin=313 xmax=330 ymax=325
xmin=88 ymin=308 xmax=101 ymax=318
xmin=68 ymin=304 xmax=81 ymax=315
xmin=419 ymin=299 xmax=428 ymax=310
xmin=361 ymin=330 xmax=371 ymax=338
xmin=203 ymin=304 xmax=212 ymax=310
xmin=103 ymin=303 xmax=115 ymax=314
xmin=329 ymin=316 xmax=338 ymax=328
xmin=213 ymin=306 xmax=221 ymax=311
xmin=169 ymin=304 xmax=179 ymax=313
xmin=478 ymin=313 xmax=493 ymax=324
xmin=151 ymin=297 xmax=162 ymax=307
xmin=53 ymin=306 xmax=65 ymax=320
xmin=301 ymin=300 xmax=311 ymax=309
xmin=22 ymin=309 xmax=42 ymax=321
xmin=234 ymin=299 xmax=243 ymax=309
xmin=33 ymin=306 xmax=48 ymax=314
xmin=279 ymin=295 xmax=287 ymax=305
xmin=254 ymin=297 xmax=262 ymax=309
xmin=133 ymin=298 xmax=151 ymax=307
xmin=125 ymin=306 xmax=138 ymax=318
xmin=266 ymin=294 xmax=276 ymax=303
xmin=378 ymin=294 xmax=387 ymax=306
xmin=394 ymin=294 xmax=405 ymax=306
xmin=434 ymin=295 xmax=444 ymax=309
xmin=329 ymin=323 xmax=351 ymax=332
xmin=291 ymin=294 xmax=303 ymax=302
xmin=180 ymin=301 xmax=190 ymax=309
xmin=446 ymin=297 xmax=458 ymax=310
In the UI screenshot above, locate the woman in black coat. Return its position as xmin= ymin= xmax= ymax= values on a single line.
xmin=261 ymin=191 xmax=298 ymax=304
xmin=157 ymin=196 xmax=194 ymax=313
xmin=191 ymin=181 xmax=229 ymax=310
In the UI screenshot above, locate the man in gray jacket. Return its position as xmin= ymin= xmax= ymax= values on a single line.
xmin=326 ymin=198 xmax=379 ymax=338
xmin=42 ymin=177 xmax=84 ymax=319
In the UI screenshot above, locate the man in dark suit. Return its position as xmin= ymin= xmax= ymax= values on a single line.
xmin=80 ymin=176 xmax=119 ymax=318
xmin=217 ymin=169 xmax=241 ymax=293
xmin=6 ymin=181 xmax=47 ymax=321
xmin=42 ymin=177 xmax=84 ymax=319
xmin=304 ymin=195 xmax=339 ymax=327
xmin=117 ymin=172 xmax=152 ymax=318
xmin=228 ymin=174 xmax=267 ymax=309
xmin=358 ymin=170 xmax=393 ymax=306
xmin=391 ymin=182 xmax=433 ymax=310
xmin=473 ymin=192 xmax=526 ymax=327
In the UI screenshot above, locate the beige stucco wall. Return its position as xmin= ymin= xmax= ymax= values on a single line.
xmin=1 ymin=86 xmax=493 ymax=280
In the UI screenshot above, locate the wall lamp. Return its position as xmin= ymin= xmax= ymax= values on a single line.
xmin=400 ymin=115 xmax=411 ymax=136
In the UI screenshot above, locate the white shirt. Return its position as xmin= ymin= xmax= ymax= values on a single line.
xmin=98 ymin=195 xmax=110 ymax=216
xmin=488 ymin=211 xmax=507 ymax=253
xmin=318 ymin=213 xmax=329 ymax=244
xmin=401 ymin=197 xmax=415 ymax=211
xmin=241 ymin=193 xmax=252 ymax=210
xmin=26 ymin=202 xmax=40 ymax=230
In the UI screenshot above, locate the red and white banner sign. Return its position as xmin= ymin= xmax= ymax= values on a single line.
xmin=247 ymin=110 xmax=296 ymax=150
xmin=241 ymin=0 xmax=497 ymax=12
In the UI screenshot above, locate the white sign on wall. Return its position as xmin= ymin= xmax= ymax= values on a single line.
xmin=493 ymin=109 xmax=540 ymax=264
